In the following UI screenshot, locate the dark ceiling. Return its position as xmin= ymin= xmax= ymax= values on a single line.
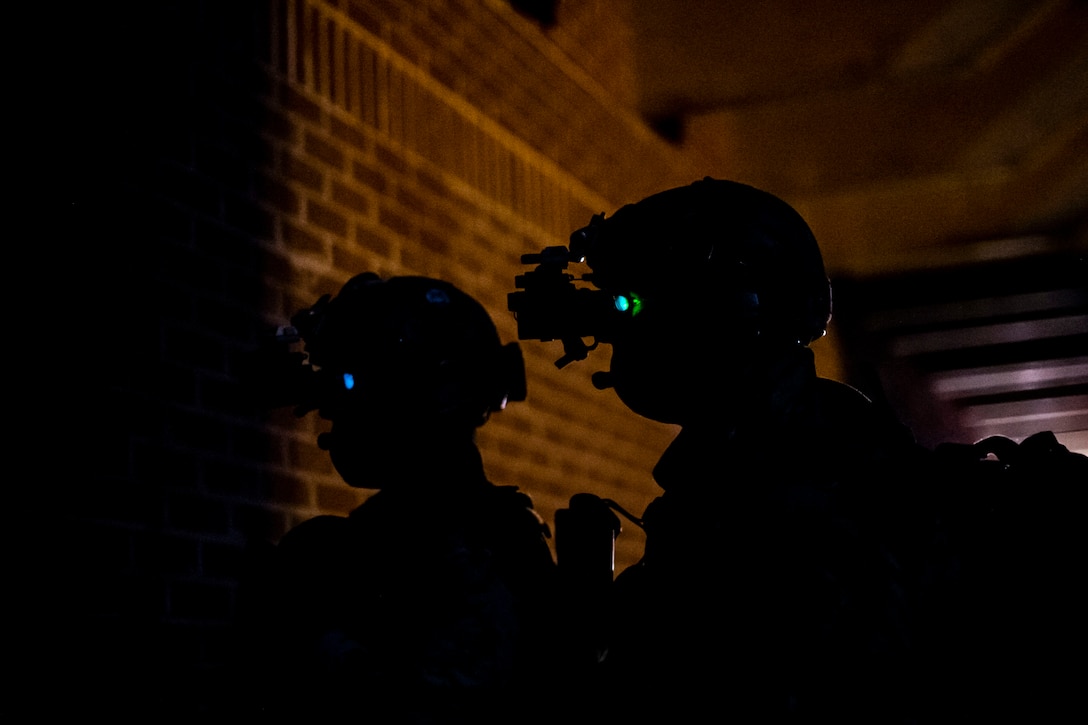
xmin=626 ymin=0 xmax=1088 ymax=452
xmin=630 ymin=0 xmax=1087 ymax=254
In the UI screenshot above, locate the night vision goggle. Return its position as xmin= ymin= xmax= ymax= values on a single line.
xmin=508 ymin=214 xmax=645 ymax=369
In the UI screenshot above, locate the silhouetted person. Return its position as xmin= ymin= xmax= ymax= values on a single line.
xmin=512 ymin=178 xmax=1088 ymax=723
xmin=241 ymin=273 xmax=561 ymax=723
xmin=512 ymin=178 xmax=938 ymax=722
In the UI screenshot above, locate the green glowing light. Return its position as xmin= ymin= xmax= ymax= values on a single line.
xmin=614 ymin=293 xmax=644 ymax=317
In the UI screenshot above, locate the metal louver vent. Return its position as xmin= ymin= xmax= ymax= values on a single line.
xmin=834 ymin=251 xmax=1088 ymax=455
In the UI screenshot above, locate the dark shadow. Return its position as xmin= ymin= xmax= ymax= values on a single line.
xmin=53 ymin=1 xmax=282 ymax=718
xmin=510 ymin=178 xmax=1088 ymax=722
xmin=232 ymin=274 xmax=583 ymax=721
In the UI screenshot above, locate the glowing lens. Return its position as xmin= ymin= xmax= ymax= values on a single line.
xmin=614 ymin=293 xmax=643 ymax=317
xmin=343 ymin=372 xmax=355 ymax=390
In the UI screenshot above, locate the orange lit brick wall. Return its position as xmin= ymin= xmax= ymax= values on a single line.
xmin=253 ymin=0 xmax=703 ymax=557
xmin=57 ymin=0 xmax=706 ymax=715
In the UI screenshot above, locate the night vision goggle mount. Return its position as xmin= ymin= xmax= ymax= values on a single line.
xmin=508 ymin=214 xmax=643 ymax=369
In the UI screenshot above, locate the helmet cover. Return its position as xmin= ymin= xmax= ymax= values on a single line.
xmin=294 ymin=274 xmax=525 ymax=424
xmin=579 ymin=178 xmax=832 ymax=345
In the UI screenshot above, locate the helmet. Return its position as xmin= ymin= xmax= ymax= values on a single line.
xmin=566 ymin=178 xmax=832 ymax=424
xmin=574 ymin=177 xmax=832 ymax=346
xmin=291 ymin=273 xmax=526 ymax=428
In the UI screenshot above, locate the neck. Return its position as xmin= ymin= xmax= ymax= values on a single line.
xmin=688 ymin=344 xmax=815 ymax=429
xmin=653 ymin=346 xmax=817 ymax=489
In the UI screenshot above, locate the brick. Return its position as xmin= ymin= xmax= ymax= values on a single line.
xmin=394 ymin=183 xmax=429 ymax=216
xmin=330 ymin=115 xmax=369 ymax=154
xmin=400 ymin=244 xmax=441 ymax=277
xmin=134 ymin=531 xmax=200 ymax=577
xmin=304 ymin=130 xmax=345 ymax=169
xmin=314 ymin=270 xmax=345 ymax=296
xmin=230 ymin=425 xmax=277 ymax=463
xmin=345 ymin=0 xmax=382 ymax=36
xmin=147 ymin=372 xmax=196 ymax=425
xmin=168 ymin=491 xmax=231 ymax=535
xmin=59 ymin=2 xmax=717 ymax=705
xmin=256 ymin=173 xmax=301 ymax=214
xmin=418 ymin=227 xmax=449 ymax=255
xmin=416 ymin=166 xmax=449 ymax=197
xmin=288 ymin=437 xmax=336 ymax=475
xmin=330 ymin=179 xmax=369 ymax=213
xmin=261 ymin=105 xmax=299 ymax=143
xmin=194 ymin=295 xmax=256 ymax=340
xmin=325 ymin=19 xmax=345 ymax=108
xmin=421 ymin=3 xmax=456 ymax=37
xmin=193 ymin=140 xmax=251 ymax=190
xmin=153 ymin=162 xmax=222 ymax=219
xmin=374 ymin=142 xmax=408 ymax=175
xmin=388 ymin=24 xmax=421 ymax=66
xmin=204 ymin=457 xmax=268 ymax=499
xmin=133 ymin=441 xmax=197 ymax=493
xmin=377 ymin=203 xmax=413 ymax=238
xmin=110 ymin=573 xmax=170 ymax=619
xmin=350 ymin=227 xmax=393 ymax=261
xmin=281 ymin=85 xmax=323 ymax=126
xmin=170 ymin=579 xmax=233 ymax=620
xmin=269 ymin=472 xmax=312 ymax=507
xmin=222 ymin=267 xmax=267 ymax=309
xmin=262 ymin=251 xmax=295 ymax=287
xmin=235 ymin=501 xmax=292 ymax=541
xmin=283 ymin=220 xmax=326 ymax=256
xmin=409 ymin=14 xmax=443 ymax=58
xmin=164 ymin=324 xmax=227 ymax=373
xmin=284 ymin=284 xmax=324 ymax=319
xmin=168 ymin=411 xmax=231 ymax=461
xmin=202 ymin=540 xmax=245 ymax=578
xmin=332 ymin=238 xmax=375 ymax=273
xmin=282 ymin=153 xmax=324 ymax=191
xmin=315 ymin=481 xmax=364 ymax=514
xmin=157 ymin=246 xmax=219 ymax=298
xmin=194 ymin=217 xmax=266 ymax=267
xmin=306 ymin=198 xmax=349 ymax=235
xmin=222 ymin=192 xmax=277 ymax=239
xmin=350 ymin=159 xmax=389 ymax=192
xmin=356 ymin=45 xmax=380 ymax=130
xmin=428 ymin=55 xmax=461 ymax=94
xmin=142 ymin=194 xmax=196 ymax=245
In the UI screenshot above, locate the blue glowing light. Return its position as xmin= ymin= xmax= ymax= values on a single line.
xmin=615 ymin=293 xmax=643 ymax=316
xmin=425 ymin=288 xmax=450 ymax=305
xmin=343 ymin=372 xmax=355 ymax=390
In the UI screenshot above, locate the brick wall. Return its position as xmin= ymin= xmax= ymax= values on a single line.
xmin=53 ymin=0 xmax=751 ymax=715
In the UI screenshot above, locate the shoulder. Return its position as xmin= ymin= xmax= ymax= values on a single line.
xmin=810 ymin=377 xmax=890 ymax=429
xmin=470 ymin=485 xmax=556 ymax=574
xmin=808 ymin=377 xmax=918 ymax=453
xmin=482 ymin=484 xmax=539 ymax=515
xmin=476 ymin=485 xmax=550 ymax=535
xmin=275 ymin=515 xmax=355 ymax=572
xmin=279 ymin=514 xmax=350 ymax=549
